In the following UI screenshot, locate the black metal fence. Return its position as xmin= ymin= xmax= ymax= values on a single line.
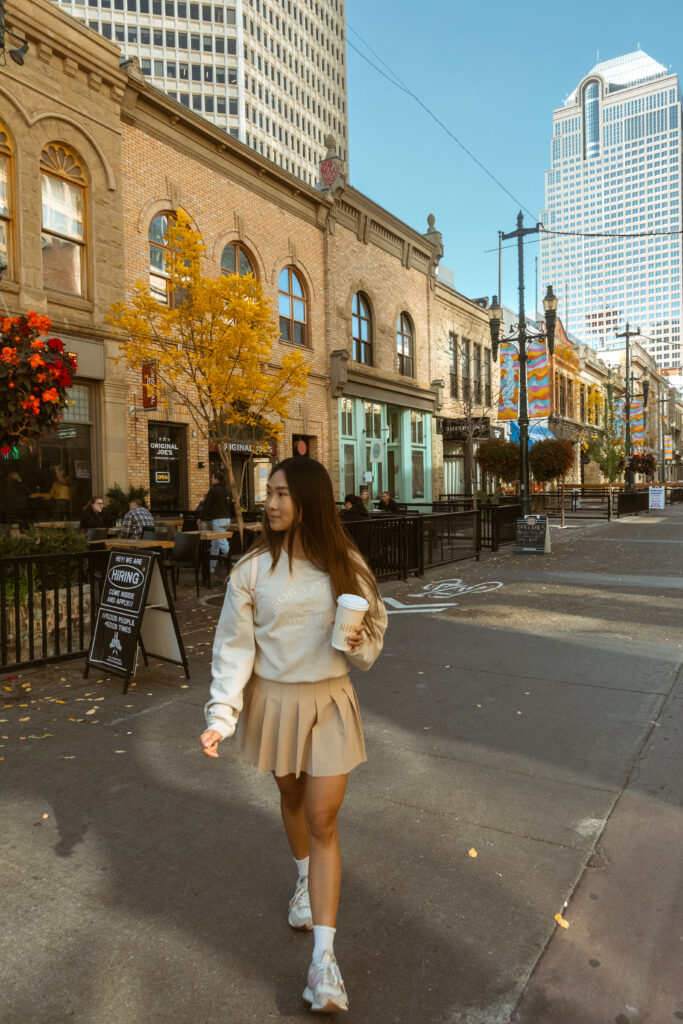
xmin=669 ymin=487 xmax=683 ymax=504
xmin=343 ymin=510 xmax=480 ymax=581
xmin=480 ymin=503 xmax=522 ymax=551
xmin=0 ymin=549 xmax=105 ymax=670
xmin=616 ymin=491 xmax=650 ymax=517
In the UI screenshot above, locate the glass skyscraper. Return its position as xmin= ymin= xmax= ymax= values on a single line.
xmin=50 ymin=0 xmax=348 ymax=185
xmin=540 ymin=51 xmax=683 ymax=369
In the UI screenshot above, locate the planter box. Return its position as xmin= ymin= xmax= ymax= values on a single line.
xmin=3 ymin=585 xmax=91 ymax=649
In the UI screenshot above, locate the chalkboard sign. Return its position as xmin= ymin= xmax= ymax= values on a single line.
xmin=85 ymin=549 xmax=189 ymax=693
xmin=514 ymin=515 xmax=551 ymax=555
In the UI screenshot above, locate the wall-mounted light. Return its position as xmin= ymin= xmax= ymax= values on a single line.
xmin=0 ymin=0 xmax=29 ymax=67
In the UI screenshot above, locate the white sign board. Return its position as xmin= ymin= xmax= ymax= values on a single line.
xmin=649 ymin=486 xmax=666 ymax=510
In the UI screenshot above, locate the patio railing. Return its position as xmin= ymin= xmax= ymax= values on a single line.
xmin=0 ymin=549 xmax=106 ymax=671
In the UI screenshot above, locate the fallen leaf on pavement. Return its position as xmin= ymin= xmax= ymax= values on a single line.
xmin=42 ymin=813 xmax=49 ymax=819
xmin=554 ymin=913 xmax=570 ymax=929
xmin=468 ymin=848 xmax=478 ymax=858
xmin=85 ymin=709 xmax=96 ymax=716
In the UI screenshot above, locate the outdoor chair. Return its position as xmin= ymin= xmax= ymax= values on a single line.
xmin=163 ymin=531 xmax=200 ymax=599
xmin=86 ymin=527 xmax=109 ymax=541
xmin=181 ymin=511 xmax=200 ymax=532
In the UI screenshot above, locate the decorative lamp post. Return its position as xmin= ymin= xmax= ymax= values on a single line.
xmin=488 ymin=212 xmax=558 ymax=516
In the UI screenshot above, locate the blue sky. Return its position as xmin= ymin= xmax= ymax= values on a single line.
xmin=345 ymin=0 xmax=683 ymax=312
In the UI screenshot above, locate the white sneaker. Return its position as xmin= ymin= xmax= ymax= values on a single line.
xmin=288 ymin=876 xmax=313 ymax=930
xmin=303 ymin=951 xmax=348 ymax=1013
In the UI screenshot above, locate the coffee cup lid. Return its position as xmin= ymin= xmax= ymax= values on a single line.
xmin=337 ymin=593 xmax=369 ymax=611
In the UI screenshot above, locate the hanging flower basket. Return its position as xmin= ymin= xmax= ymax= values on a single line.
xmin=630 ymin=451 xmax=657 ymax=477
xmin=0 ymin=312 xmax=77 ymax=454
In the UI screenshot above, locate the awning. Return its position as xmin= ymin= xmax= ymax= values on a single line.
xmin=509 ymin=421 xmax=556 ymax=446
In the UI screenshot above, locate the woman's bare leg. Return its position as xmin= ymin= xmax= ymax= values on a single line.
xmin=304 ymin=773 xmax=348 ymax=927
xmin=274 ymin=772 xmax=309 ymax=860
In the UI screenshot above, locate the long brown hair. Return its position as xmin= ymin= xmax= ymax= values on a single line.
xmin=247 ymin=457 xmax=382 ymax=634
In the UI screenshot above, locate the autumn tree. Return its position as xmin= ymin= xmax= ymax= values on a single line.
xmin=583 ymin=376 xmax=625 ymax=485
xmin=108 ymin=212 xmax=309 ymax=536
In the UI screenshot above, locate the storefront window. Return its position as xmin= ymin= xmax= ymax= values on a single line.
xmin=411 ymin=451 xmax=425 ymax=498
xmin=341 ymin=397 xmax=354 ymax=437
xmin=343 ymin=443 xmax=356 ymax=496
xmin=148 ymin=422 xmax=187 ymax=511
xmin=364 ymin=401 xmax=381 ymax=438
xmin=411 ymin=411 xmax=424 ymax=444
xmin=0 ymin=383 xmax=93 ymax=523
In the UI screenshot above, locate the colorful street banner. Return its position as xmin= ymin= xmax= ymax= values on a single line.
xmin=526 ymin=339 xmax=550 ymax=419
xmin=614 ymin=397 xmax=625 ymax=441
xmin=665 ymin=434 xmax=674 ymax=460
xmin=498 ymin=344 xmax=519 ymax=421
xmin=630 ymin=396 xmax=644 ymax=453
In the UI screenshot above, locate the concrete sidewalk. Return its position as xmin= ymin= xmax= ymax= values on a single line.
xmin=1 ymin=507 xmax=682 ymax=1023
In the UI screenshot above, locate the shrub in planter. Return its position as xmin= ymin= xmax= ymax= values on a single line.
xmin=105 ymin=482 xmax=150 ymax=521
xmin=528 ymin=438 xmax=575 ymax=484
xmin=475 ymin=438 xmax=521 ymax=484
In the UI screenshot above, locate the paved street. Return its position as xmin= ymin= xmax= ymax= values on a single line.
xmin=2 ymin=508 xmax=683 ymax=1024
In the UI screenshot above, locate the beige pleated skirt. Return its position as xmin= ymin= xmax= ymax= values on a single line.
xmin=237 ymin=674 xmax=367 ymax=778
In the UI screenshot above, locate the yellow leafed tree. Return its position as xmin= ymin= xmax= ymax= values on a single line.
xmin=108 ymin=211 xmax=309 ymax=536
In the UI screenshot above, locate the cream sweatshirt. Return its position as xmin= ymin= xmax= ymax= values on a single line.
xmin=204 ymin=550 xmax=388 ymax=739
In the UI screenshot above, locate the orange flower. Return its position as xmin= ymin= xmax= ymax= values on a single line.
xmin=29 ymin=352 xmax=45 ymax=369
xmin=1 ymin=346 xmax=19 ymax=365
xmin=41 ymin=388 xmax=60 ymax=403
xmin=30 ymin=339 xmax=46 ymax=351
xmin=20 ymin=396 xmax=41 ymax=414
xmin=27 ymin=311 xmax=52 ymax=334
xmin=1 ymin=317 xmax=18 ymax=332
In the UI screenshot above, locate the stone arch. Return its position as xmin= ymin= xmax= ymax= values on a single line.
xmin=212 ymin=229 xmax=266 ymax=281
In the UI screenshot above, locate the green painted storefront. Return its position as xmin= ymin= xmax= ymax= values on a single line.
xmin=338 ymin=396 xmax=432 ymax=504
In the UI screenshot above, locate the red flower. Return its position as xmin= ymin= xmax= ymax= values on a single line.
xmin=41 ymin=388 xmax=60 ymax=404
xmin=47 ymin=338 xmax=65 ymax=353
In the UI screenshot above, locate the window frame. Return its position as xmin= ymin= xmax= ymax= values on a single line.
xmin=351 ymin=291 xmax=372 ymax=365
xmin=0 ymin=124 xmax=14 ymax=282
xmin=40 ymin=143 xmax=88 ymax=298
xmin=148 ymin=210 xmax=176 ymax=305
xmin=220 ymin=240 xmax=257 ymax=278
xmin=396 ymin=311 xmax=414 ymax=377
xmin=278 ymin=266 xmax=308 ymax=346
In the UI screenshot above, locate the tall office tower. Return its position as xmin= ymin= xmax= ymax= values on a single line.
xmin=53 ymin=0 xmax=348 ymax=183
xmin=540 ymin=51 xmax=683 ymax=369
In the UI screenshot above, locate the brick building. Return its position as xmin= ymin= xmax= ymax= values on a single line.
xmin=0 ymin=0 xmax=128 ymax=523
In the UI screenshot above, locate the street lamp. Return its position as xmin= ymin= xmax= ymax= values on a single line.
xmin=0 ymin=0 xmax=29 ymax=66
xmin=488 ymin=212 xmax=558 ymax=516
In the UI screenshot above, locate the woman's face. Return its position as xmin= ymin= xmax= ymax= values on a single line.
xmin=266 ymin=469 xmax=296 ymax=533
xmin=92 ymin=499 xmax=104 ymax=512
xmin=344 ymin=500 xmax=352 ymax=511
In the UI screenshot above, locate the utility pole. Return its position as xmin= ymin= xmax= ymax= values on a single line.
xmin=502 ymin=212 xmax=542 ymax=515
xmin=617 ymin=322 xmax=640 ymax=491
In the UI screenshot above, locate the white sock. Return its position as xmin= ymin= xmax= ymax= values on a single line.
xmin=312 ymin=925 xmax=335 ymax=963
xmin=294 ymin=856 xmax=309 ymax=880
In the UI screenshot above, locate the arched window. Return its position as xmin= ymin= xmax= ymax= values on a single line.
xmin=0 ymin=125 xmax=12 ymax=280
xmin=221 ymin=242 xmax=255 ymax=277
xmin=149 ymin=211 xmax=174 ymax=304
xmin=278 ymin=266 xmax=307 ymax=345
xmin=352 ymin=292 xmax=372 ymax=364
xmin=397 ymin=312 xmax=414 ymax=377
xmin=40 ymin=144 xmax=86 ymax=296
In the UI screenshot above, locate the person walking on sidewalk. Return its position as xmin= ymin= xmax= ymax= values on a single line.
xmin=201 ymin=470 xmax=233 ymax=576
xmin=200 ymin=457 xmax=387 ymax=1013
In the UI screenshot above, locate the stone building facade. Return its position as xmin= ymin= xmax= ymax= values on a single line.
xmin=0 ymin=0 xmax=128 ymax=522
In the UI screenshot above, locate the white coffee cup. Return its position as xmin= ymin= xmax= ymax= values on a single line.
xmin=331 ymin=593 xmax=370 ymax=651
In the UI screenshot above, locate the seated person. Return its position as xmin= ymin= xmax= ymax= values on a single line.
xmin=119 ymin=498 xmax=155 ymax=539
xmin=79 ymin=495 xmax=112 ymax=531
xmin=377 ymin=490 xmax=401 ymax=514
xmin=359 ymin=485 xmax=373 ymax=512
xmin=340 ymin=493 xmax=369 ymax=522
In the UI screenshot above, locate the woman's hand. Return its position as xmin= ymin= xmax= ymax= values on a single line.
xmin=200 ymin=729 xmax=223 ymax=758
xmin=346 ymin=626 xmax=366 ymax=653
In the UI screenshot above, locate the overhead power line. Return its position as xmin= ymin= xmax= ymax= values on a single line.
xmin=346 ymin=25 xmax=538 ymax=222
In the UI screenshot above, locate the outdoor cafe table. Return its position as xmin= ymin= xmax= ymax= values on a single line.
xmin=100 ymin=538 xmax=175 ymax=550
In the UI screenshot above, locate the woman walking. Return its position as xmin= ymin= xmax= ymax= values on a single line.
xmin=200 ymin=457 xmax=387 ymax=1013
